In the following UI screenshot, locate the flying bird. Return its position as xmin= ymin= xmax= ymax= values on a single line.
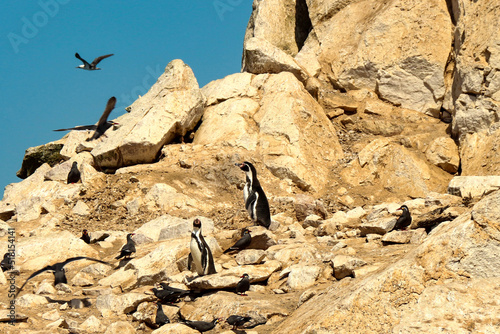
xmin=236 ymin=161 xmax=271 ymax=228
xmin=80 ymin=229 xmax=91 ymax=244
xmin=235 ymin=273 xmax=250 ymax=296
xmin=223 ymin=229 xmax=251 ymax=254
xmin=188 ymin=219 xmax=216 ymax=276
xmin=53 ymin=96 xmax=118 ymax=141
xmin=392 ymin=205 xmax=412 ymax=231
xmin=226 ymin=315 xmax=252 ymax=330
xmin=75 ymin=52 xmax=114 ymax=71
xmin=115 ymin=233 xmax=136 ymax=259
xmin=16 ymin=257 xmax=112 ymax=297
xmin=67 ymin=161 xmax=81 ymax=184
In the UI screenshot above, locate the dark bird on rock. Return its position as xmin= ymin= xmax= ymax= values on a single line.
xmin=115 ymin=233 xmax=136 ymax=259
xmin=16 ymin=257 xmax=112 ymax=297
xmin=392 ymin=205 xmax=412 ymax=231
xmin=178 ymin=311 xmax=221 ymax=333
xmin=154 ymin=301 xmax=170 ymax=327
xmin=152 ymin=285 xmax=190 ymax=304
xmin=67 ymin=161 xmax=81 ymax=184
xmin=235 ymin=273 xmax=250 ymax=296
xmin=188 ymin=219 xmax=216 ymax=276
xmin=53 ymin=96 xmax=117 ymax=141
xmin=226 ymin=315 xmax=252 ymax=330
xmin=1 ymin=252 xmax=14 ymax=271
xmin=75 ymin=52 xmax=113 ymax=70
xmin=80 ymin=229 xmax=91 ymax=244
xmin=223 ymin=229 xmax=251 ymax=254
xmin=236 ymin=161 xmax=271 ymax=228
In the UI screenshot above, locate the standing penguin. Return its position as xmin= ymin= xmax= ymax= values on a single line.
xmin=67 ymin=161 xmax=81 ymax=184
xmin=236 ymin=162 xmax=271 ymax=228
xmin=392 ymin=205 xmax=412 ymax=231
xmin=188 ymin=219 xmax=216 ymax=276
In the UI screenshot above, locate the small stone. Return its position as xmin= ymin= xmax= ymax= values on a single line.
xmin=42 ymin=309 xmax=60 ymax=321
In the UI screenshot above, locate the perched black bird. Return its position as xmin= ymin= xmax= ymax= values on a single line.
xmin=158 ymin=282 xmax=190 ymax=295
xmin=237 ymin=162 xmax=271 ymax=228
xmin=115 ymin=233 xmax=136 ymax=259
xmin=53 ymin=96 xmax=117 ymax=141
xmin=188 ymin=219 xmax=216 ymax=276
xmin=80 ymin=229 xmax=91 ymax=244
xmin=16 ymin=257 xmax=112 ymax=297
xmin=67 ymin=161 xmax=81 ymax=184
xmin=392 ymin=205 xmax=412 ymax=231
xmin=1 ymin=252 xmax=14 ymax=271
xmin=178 ymin=311 xmax=221 ymax=333
xmin=152 ymin=286 xmax=189 ymax=304
xmin=235 ymin=273 xmax=250 ymax=296
xmin=226 ymin=315 xmax=252 ymax=330
xmin=75 ymin=52 xmax=114 ymax=70
xmin=223 ymin=229 xmax=251 ymax=254
xmin=155 ymin=301 xmax=170 ymax=327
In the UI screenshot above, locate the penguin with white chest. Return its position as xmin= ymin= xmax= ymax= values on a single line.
xmin=236 ymin=161 xmax=271 ymax=229
xmin=188 ymin=219 xmax=216 ymax=276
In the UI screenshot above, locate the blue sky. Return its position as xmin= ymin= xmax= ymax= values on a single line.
xmin=0 ymin=1 xmax=252 ymax=198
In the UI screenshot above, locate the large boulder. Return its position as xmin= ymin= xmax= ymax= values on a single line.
xmin=449 ymin=1 xmax=500 ymax=141
xmin=195 ymin=72 xmax=343 ymax=191
xmin=244 ymin=0 xmax=452 ymax=116
xmin=91 ymin=59 xmax=205 ymax=168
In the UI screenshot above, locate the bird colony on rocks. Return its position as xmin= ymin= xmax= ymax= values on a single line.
xmin=1 ymin=1 xmax=500 ymax=333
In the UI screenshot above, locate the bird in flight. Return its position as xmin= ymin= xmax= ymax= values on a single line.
xmin=53 ymin=97 xmax=118 ymax=141
xmin=75 ymin=52 xmax=114 ymax=70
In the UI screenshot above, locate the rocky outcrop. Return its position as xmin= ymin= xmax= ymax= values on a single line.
xmin=91 ymin=59 xmax=205 ymax=169
xmin=449 ymin=1 xmax=500 ymax=140
xmin=196 ymin=72 xmax=343 ymax=191
xmin=274 ymin=191 xmax=500 ymax=333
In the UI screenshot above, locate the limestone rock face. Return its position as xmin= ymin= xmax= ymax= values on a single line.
xmin=449 ymin=1 xmax=500 ymax=141
xmin=16 ymin=141 xmax=64 ymax=179
xmin=196 ymin=72 xmax=343 ymax=191
xmin=91 ymin=59 xmax=205 ymax=168
xmin=425 ymin=137 xmax=460 ymax=174
xmin=274 ymin=191 xmax=500 ymax=333
xmin=244 ymin=0 xmax=452 ymax=116
xmin=459 ymin=127 xmax=500 ymax=176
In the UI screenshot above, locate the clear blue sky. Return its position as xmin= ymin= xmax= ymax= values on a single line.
xmin=0 ymin=1 xmax=252 ymax=198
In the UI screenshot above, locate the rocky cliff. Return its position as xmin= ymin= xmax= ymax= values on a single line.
xmin=1 ymin=1 xmax=500 ymax=333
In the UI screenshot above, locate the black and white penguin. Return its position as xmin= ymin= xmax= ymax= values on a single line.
xmin=75 ymin=52 xmax=113 ymax=70
xmin=67 ymin=161 xmax=81 ymax=184
xmin=236 ymin=162 xmax=271 ymax=228
xmin=188 ymin=219 xmax=216 ymax=276
xmin=235 ymin=273 xmax=250 ymax=296
xmin=115 ymin=233 xmax=136 ymax=259
xmin=392 ymin=205 xmax=412 ymax=231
